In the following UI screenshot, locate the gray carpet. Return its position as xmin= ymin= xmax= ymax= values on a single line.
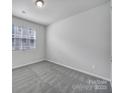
xmin=13 ymin=61 xmax=112 ymax=93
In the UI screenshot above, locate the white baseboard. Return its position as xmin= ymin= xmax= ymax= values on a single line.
xmin=45 ymin=59 xmax=111 ymax=82
xmin=12 ymin=59 xmax=45 ymax=69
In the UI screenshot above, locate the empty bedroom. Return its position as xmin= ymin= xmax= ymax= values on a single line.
xmin=12 ymin=0 xmax=112 ymax=93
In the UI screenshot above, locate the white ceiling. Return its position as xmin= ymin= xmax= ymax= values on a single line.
xmin=13 ymin=0 xmax=109 ymax=25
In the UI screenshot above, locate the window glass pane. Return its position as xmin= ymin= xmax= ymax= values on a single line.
xmin=30 ymin=39 xmax=35 ymax=48
xmin=14 ymin=38 xmax=21 ymax=50
xmin=12 ymin=24 xmax=36 ymax=51
xmin=12 ymin=38 xmax=15 ymax=50
xmin=22 ymin=27 xmax=28 ymax=38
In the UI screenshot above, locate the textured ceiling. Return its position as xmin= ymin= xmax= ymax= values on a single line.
xmin=12 ymin=0 xmax=109 ymax=25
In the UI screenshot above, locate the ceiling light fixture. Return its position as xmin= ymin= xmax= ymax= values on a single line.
xmin=35 ymin=0 xmax=44 ymax=8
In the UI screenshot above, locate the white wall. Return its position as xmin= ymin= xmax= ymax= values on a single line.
xmin=46 ymin=2 xmax=111 ymax=80
xmin=12 ymin=16 xmax=46 ymax=68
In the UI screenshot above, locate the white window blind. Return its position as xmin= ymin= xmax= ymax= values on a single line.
xmin=12 ymin=24 xmax=36 ymax=50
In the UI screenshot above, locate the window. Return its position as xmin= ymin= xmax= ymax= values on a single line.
xmin=12 ymin=24 xmax=36 ymax=50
